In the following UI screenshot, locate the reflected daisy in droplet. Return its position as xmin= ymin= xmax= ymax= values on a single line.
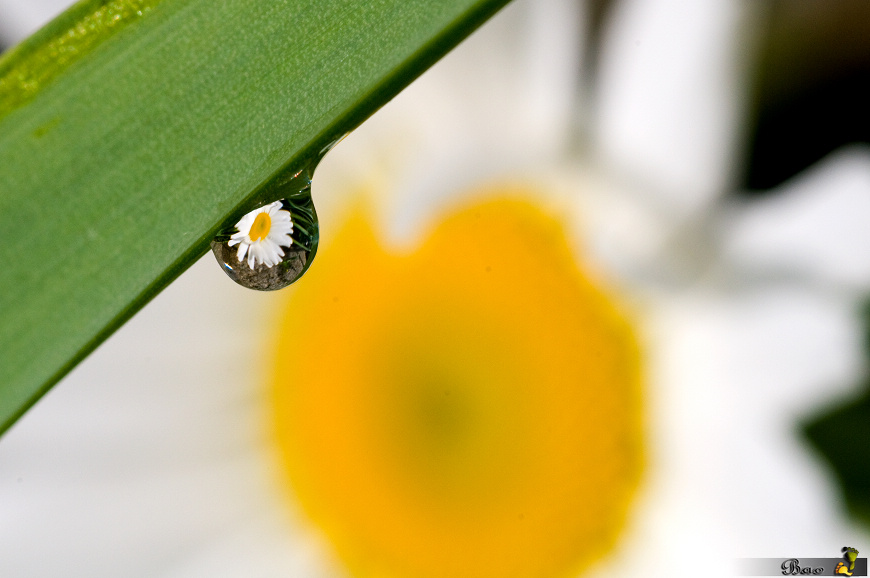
xmin=229 ymin=201 xmax=294 ymax=270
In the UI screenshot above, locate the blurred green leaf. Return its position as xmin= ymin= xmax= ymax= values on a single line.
xmin=0 ymin=0 xmax=509 ymax=434
xmin=803 ymin=301 xmax=870 ymax=526
xmin=804 ymin=388 xmax=870 ymax=526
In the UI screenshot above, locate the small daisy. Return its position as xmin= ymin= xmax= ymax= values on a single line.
xmin=228 ymin=201 xmax=294 ymax=270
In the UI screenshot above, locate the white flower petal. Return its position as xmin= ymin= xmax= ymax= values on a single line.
xmin=268 ymin=232 xmax=293 ymax=249
xmin=646 ymin=287 xmax=863 ymax=559
xmin=315 ymin=0 xmax=582 ymax=247
xmin=270 ymin=221 xmax=293 ymax=234
xmin=0 ymin=0 xmax=72 ymax=45
xmin=236 ymin=243 xmax=248 ymax=262
xmin=0 ymin=258 xmax=319 ymax=576
xmin=595 ymin=0 xmax=757 ymax=214
xmin=724 ymin=145 xmax=870 ymax=291
xmin=234 ymin=216 xmax=254 ymax=236
xmin=158 ymin=513 xmax=342 ymax=578
xmin=261 ymin=253 xmax=275 ymax=269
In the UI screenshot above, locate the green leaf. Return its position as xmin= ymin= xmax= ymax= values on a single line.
xmin=0 ymin=0 xmax=509 ymax=434
xmin=803 ymin=299 xmax=870 ymax=526
xmin=804 ymin=387 xmax=870 ymax=526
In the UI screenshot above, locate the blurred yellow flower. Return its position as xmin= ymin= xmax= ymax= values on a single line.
xmin=271 ymin=191 xmax=643 ymax=578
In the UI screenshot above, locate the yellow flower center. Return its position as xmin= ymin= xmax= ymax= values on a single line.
xmin=271 ymin=192 xmax=644 ymax=578
xmin=249 ymin=211 xmax=271 ymax=242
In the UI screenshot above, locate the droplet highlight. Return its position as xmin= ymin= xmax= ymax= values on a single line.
xmin=211 ymin=168 xmax=319 ymax=291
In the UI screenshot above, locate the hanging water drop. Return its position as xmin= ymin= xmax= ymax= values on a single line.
xmin=211 ymin=166 xmax=319 ymax=291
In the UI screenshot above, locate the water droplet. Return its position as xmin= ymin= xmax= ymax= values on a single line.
xmin=211 ymin=166 xmax=319 ymax=291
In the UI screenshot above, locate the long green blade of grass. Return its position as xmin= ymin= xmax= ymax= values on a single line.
xmin=0 ymin=0 xmax=509 ymax=434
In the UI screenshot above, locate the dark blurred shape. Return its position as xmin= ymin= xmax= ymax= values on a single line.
xmin=804 ymin=389 xmax=870 ymax=526
xmin=584 ymin=0 xmax=615 ymax=86
xmin=742 ymin=0 xmax=870 ymax=194
xmin=802 ymin=299 xmax=870 ymax=528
